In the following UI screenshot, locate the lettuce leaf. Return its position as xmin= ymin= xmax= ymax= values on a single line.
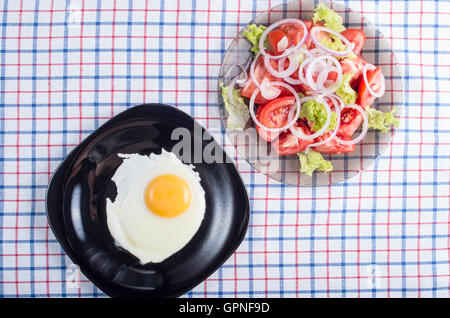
xmin=320 ymin=34 xmax=347 ymax=53
xmin=298 ymin=150 xmax=333 ymax=176
xmin=335 ymin=73 xmax=357 ymax=104
xmin=313 ymin=3 xmax=345 ymax=33
xmin=366 ymin=107 xmax=399 ymax=133
xmin=300 ymin=99 xmax=337 ymax=133
xmin=220 ymin=82 xmax=250 ymax=130
xmin=242 ymin=24 xmax=267 ymax=55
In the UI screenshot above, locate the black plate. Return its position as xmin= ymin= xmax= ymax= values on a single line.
xmin=45 ymin=104 xmax=250 ymax=297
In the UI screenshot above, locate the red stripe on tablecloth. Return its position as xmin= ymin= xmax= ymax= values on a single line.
xmin=233 ymin=0 xmax=242 ymax=299
xmin=4 ymin=34 xmax=449 ymax=42
xmin=143 ymin=0 xmax=148 ymax=102
xmin=387 ymin=0 xmax=395 ymax=297
xmin=175 ymin=0 xmax=180 ymax=112
xmin=4 ymin=61 xmax=448 ymax=68
xmin=111 ymin=0 xmax=117 ymax=118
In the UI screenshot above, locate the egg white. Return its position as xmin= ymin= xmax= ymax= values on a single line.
xmin=106 ymin=150 xmax=206 ymax=264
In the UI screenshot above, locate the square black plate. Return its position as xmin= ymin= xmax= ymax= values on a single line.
xmin=45 ymin=104 xmax=250 ymax=297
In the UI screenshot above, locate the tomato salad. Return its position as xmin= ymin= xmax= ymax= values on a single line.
xmin=220 ymin=3 xmax=399 ymax=175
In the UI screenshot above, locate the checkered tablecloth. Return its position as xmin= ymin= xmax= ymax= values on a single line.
xmin=0 ymin=0 xmax=449 ymax=298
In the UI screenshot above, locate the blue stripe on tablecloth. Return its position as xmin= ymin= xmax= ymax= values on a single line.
xmin=29 ymin=0 xmax=40 ymax=298
xmin=62 ymin=5 xmax=69 ymax=158
xmin=0 ymin=155 xmax=448 ymax=163
xmin=2 ymin=75 xmax=446 ymax=81
xmin=0 ymin=128 xmax=448 ymax=135
xmin=0 ymin=20 xmax=447 ymax=28
xmin=60 ymin=2 xmax=71 ymax=298
xmin=401 ymin=0 xmax=410 ymax=297
xmin=3 ymin=207 xmax=447 ymax=217
xmin=2 ymin=258 xmax=447 ymax=271
xmin=0 ymin=101 xmax=444 ymax=108
xmin=1 ymin=181 xmax=450 ymax=190
xmin=0 ymin=0 xmax=7 ymax=298
xmin=246 ymin=0 xmax=257 ymax=299
xmin=0 ymin=47 xmax=446 ymax=56
xmin=371 ymin=0 xmax=381 ymax=297
xmin=93 ymin=0 xmax=101 ymax=129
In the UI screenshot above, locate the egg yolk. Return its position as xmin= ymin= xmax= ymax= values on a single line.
xmin=144 ymin=174 xmax=192 ymax=217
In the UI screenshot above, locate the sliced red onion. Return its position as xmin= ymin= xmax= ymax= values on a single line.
xmin=310 ymin=26 xmax=352 ymax=57
xmin=249 ymin=53 xmax=282 ymax=100
xmin=317 ymin=92 xmax=345 ymax=110
xmin=316 ymin=66 xmax=342 ymax=92
xmin=260 ymin=78 xmax=281 ymax=100
xmin=277 ymin=36 xmax=289 ymax=52
xmin=297 ymin=56 xmax=317 ymax=86
xmin=267 ymin=48 xmax=311 ymax=85
xmin=264 ymin=53 xmax=298 ymax=79
xmin=289 ymin=95 xmax=332 ymax=140
xmin=333 ymin=104 xmax=369 ymax=145
xmin=309 ymin=48 xmax=325 ymax=56
xmin=305 ymin=56 xmax=335 ymax=90
xmin=248 ymin=81 xmax=302 ymax=132
xmin=258 ymin=18 xmax=308 ymax=60
xmin=362 ymin=63 xmax=386 ymax=98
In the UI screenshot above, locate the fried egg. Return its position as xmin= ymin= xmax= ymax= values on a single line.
xmin=106 ymin=150 xmax=206 ymax=264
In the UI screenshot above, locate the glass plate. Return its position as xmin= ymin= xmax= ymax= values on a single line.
xmin=218 ymin=0 xmax=403 ymax=187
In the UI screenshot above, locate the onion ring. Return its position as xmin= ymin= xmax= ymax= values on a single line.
xmin=258 ymin=18 xmax=308 ymax=60
xmin=310 ymin=26 xmax=352 ymax=57
xmin=248 ymin=81 xmax=302 ymax=132
xmin=362 ymin=63 xmax=386 ymax=98
xmin=333 ymin=104 xmax=369 ymax=145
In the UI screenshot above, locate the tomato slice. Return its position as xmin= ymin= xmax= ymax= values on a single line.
xmin=240 ymin=55 xmax=291 ymax=104
xmin=255 ymin=96 xmax=296 ymax=142
xmin=240 ymin=55 xmax=268 ymax=104
xmin=303 ymin=20 xmax=314 ymax=49
xmin=338 ymin=107 xmax=364 ymax=138
xmin=312 ymin=133 xmax=356 ymax=154
xmin=340 ymin=55 xmax=367 ymax=88
xmin=268 ymin=29 xmax=288 ymax=55
xmin=357 ymin=67 xmax=383 ymax=109
xmin=273 ymin=120 xmax=314 ymax=155
xmin=279 ymin=22 xmax=307 ymax=48
xmin=340 ymin=29 xmax=366 ymax=55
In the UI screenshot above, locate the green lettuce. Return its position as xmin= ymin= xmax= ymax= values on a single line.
xmin=366 ymin=107 xmax=399 ymax=133
xmin=242 ymin=24 xmax=267 ymax=55
xmin=298 ymin=150 xmax=333 ymax=176
xmin=220 ymin=82 xmax=250 ymax=130
xmin=300 ymin=99 xmax=337 ymax=133
xmin=320 ymin=34 xmax=346 ymax=52
xmin=313 ymin=3 xmax=345 ymax=33
xmin=335 ymin=73 xmax=357 ymax=104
